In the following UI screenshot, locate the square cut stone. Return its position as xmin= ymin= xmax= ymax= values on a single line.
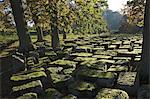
xmin=92 ymin=55 xmax=112 ymax=59
xmin=70 ymin=53 xmax=93 ymax=57
xmin=76 ymin=69 xmax=116 ymax=87
xmin=51 ymin=74 xmax=71 ymax=84
xmin=113 ymin=57 xmax=131 ymax=60
xmin=11 ymin=71 xmax=47 ymax=86
xmin=74 ymin=57 xmax=97 ymax=62
xmin=107 ymin=65 xmax=128 ymax=72
xmin=68 ymin=81 xmax=96 ymax=98
xmin=12 ymin=80 xmax=43 ymax=97
xmin=16 ymin=92 xmax=38 ymax=99
xmin=49 ymin=60 xmax=77 ymax=69
xmin=108 ymin=45 xmax=117 ymax=49
xmin=117 ymin=72 xmax=139 ymax=96
xmin=95 ymin=88 xmax=129 ymax=99
xmin=99 ymin=59 xmax=115 ymax=64
xmin=45 ymin=88 xmax=62 ymax=99
xmin=47 ymin=67 xmax=63 ymax=74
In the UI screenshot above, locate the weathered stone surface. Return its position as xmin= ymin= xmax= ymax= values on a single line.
xmin=95 ymin=88 xmax=129 ymax=99
xmin=17 ymin=93 xmax=38 ymax=99
xmin=47 ymin=67 xmax=63 ymax=74
xmin=76 ymin=68 xmax=116 ymax=87
xmin=49 ymin=60 xmax=77 ymax=69
xmin=63 ymin=68 xmax=75 ymax=75
xmin=44 ymin=88 xmax=62 ymax=99
xmin=11 ymin=71 xmax=47 ymax=86
xmin=74 ymin=57 xmax=97 ymax=62
xmin=12 ymin=54 xmax=25 ymax=73
xmin=62 ymin=94 xmax=77 ymax=99
xmin=92 ymin=55 xmax=112 ymax=59
xmin=68 ymin=81 xmax=96 ymax=98
xmin=70 ymin=52 xmax=93 ymax=57
xmin=99 ymin=59 xmax=115 ymax=64
xmin=12 ymin=80 xmax=43 ymax=97
xmin=107 ymin=65 xmax=128 ymax=72
xmin=117 ymin=72 xmax=139 ymax=96
xmin=51 ymin=74 xmax=71 ymax=84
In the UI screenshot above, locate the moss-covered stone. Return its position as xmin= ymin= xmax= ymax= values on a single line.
xmin=71 ymin=52 xmax=93 ymax=57
xmin=92 ymin=55 xmax=112 ymax=59
xmin=17 ymin=93 xmax=38 ymax=99
xmin=49 ymin=60 xmax=77 ymax=69
xmin=47 ymin=67 xmax=63 ymax=74
xmin=44 ymin=88 xmax=62 ymax=99
xmin=107 ymin=65 xmax=128 ymax=72
xmin=74 ymin=57 xmax=97 ymax=62
xmin=12 ymin=80 xmax=42 ymax=92
xmin=117 ymin=72 xmax=137 ymax=86
xmin=63 ymin=68 xmax=75 ymax=75
xmin=94 ymin=50 xmax=117 ymax=56
xmin=11 ymin=71 xmax=47 ymax=81
xmin=98 ymin=59 xmax=115 ymax=64
xmin=76 ymin=68 xmax=116 ymax=87
xmin=117 ymin=72 xmax=139 ymax=96
xmin=95 ymin=88 xmax=129 ymax=99
xmin=62 ymin=94 xmax=77 ymax=99
xmin=51 ymin=74 xmax=71 ymax=83
xmin=68 ymin=81 xmax=96 ymax=98
xmin=69 ymin=81 xmax=95 ymax=91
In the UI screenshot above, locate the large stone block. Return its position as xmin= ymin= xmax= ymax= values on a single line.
xmin=68 ymin=81 xmax=97 ymax=98
xmin=44 ymin=88 xmax=62 ymax=99
xmin=10 ymin=70 xmax=47 ymax=86
xmin=16 ymin=93 xmax=38 ymax=99
xmin=49 ymin=59 xmax=77 ymax=69
xmin=76 ymin=68 xmax=116 ymax=87
xmin=116 ymin=72 xmax=139 ymax=96
xmin=12 ymin=80 xmax=43 ymax=98
xmin=95 ymin=88 xmax=129 ymax=99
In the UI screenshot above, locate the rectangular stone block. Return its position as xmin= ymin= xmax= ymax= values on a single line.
xmin=116 ymin=72 xmax=139 ymax=96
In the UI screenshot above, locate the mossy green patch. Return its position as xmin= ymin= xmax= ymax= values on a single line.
xmin=78 ymin=69 xmax=115 ymax=79
xmin=47 ymin=67 xmax=63 ymax=74
xmin=63 ymin=68 xmax=75 ymax=75
xmin=45 ymin=88 xmax=61 ymax=99
xmin=71 ymin=53 xmax=93 ymax=57
xmin=50 ymin=60 xmax=77 ymax=68
xmin=69 ymin=81 xmax=96 ymax=91
xmin=12 ymin=80 xmax=42 ymax=92
xmin=11 ymin=71 xmax=47 ymax=81
xmin=96 ymin=88 xmax=129 ymax=99
xmin=51 ymin=74 xmax=71 ymax=83
xmin=74 ymin=57 xmax=97 ymax=62
xmin=17 ymin=93 xmax=37 ymax=99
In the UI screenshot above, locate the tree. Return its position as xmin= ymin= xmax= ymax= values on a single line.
xmin=48 ymin=0 xmax=60 ymax=51
xmin=10 ymin=0 xmax=34 ymax=52
xmin=27 ymin=0 xmax=44 ymax=42
xmin=123 ymin=0 xmax=146 ymax=27
xmin=139 ymin=0 xmax=150 ymax=84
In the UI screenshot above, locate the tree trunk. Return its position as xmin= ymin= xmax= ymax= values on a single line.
xmin=36 ymin=26 xmax=44 ymax=42
xmin=32 ymin=16 xmax=44 ymax=42
xmin=10 ymin=0 xmax=34 ymax=52
xmin=139 ymin=0 xmax=150 ymax=84
xmin=49 ymin=0 xmax=60 ymax=51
